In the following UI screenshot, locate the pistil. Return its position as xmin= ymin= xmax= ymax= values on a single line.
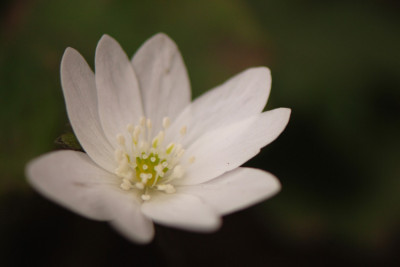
xmin=114 ymin=116 xmax=190 ymax=201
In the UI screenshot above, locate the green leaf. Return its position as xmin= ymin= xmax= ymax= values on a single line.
xmin=55 ymin=132 xmax=83 ymax=151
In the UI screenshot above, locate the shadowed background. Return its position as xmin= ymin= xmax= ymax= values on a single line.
xmin=1 ymin=0 xmax=399 ymax=266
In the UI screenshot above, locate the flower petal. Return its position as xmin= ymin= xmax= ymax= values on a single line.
xmin=61 ymin=48 xmax=115 ymax=172
xmin=109 ymin=193 xmax=155 ymax=244
xmin=177 ymin=108 xmax=291 ymax=185
xmin=167 ymin=67 xmax=271 ymax=146
xmin=95 ymin=34 xmax=144 ymax=147
xmin=26 ymin=150 xmax=121 ymax=221
xmin=132 ymin=33 xmax=191 ymax=134
xmin=180 ymin=167 xmax=281 ymax=215
xmin=141 ymin=193 xmax=221 ymax=232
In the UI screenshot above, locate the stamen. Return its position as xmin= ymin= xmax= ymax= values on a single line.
xmin=114 ymin=149 xmax=124 ymax=161
xmin=121 ymin=179 xmax=132 ymax=190
xmin=162 ymin=117 xmax=170 ymax=129
xmin=164 ymin=184 xmax=176 ymax=194
xmin=157 ymin=184 xmax=166 ymax=190
xmin=152 ymin=131 xmax=164 ymax=148
xmin=176 ymin=148 xmax=185 ymax=158
xmin=154 ymin=164 xmax=165 ymax=177
xmin=132 ymin=126 xmax=140 ymax=144
xmin=166 ymin=143 xmax=175 ymax=154
xmin=158 ymin=131 xmax=165 ymax=144
xmin=127 ymin=124 xmax=134 ymax=133
xmin=180 ymin=126 xmax=187 ymax=136
xmin=141 ymin=194 xmax=151 ymax=201
xmin=114 ymin=116 xmax=191 ymax=200
xmin=117 ymin=134 xmax=125 ymax=146
xmin=140 ymin=117 xmax=146 ymax=126
xmin=134 ymin=125 xmax=141 ymax=136
xmin=140 ymin=173 xmax=148 ymax=182
xmin=157 ymin=184 xmax=176 ymax=193
xmin=146 ymin=119 xmax=152 ymax=129
xmin=171 ymin=165 xmax=184 ymax=178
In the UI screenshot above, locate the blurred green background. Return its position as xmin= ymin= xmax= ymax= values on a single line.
xmin=1 ymin=0 xmax=399 ymax=266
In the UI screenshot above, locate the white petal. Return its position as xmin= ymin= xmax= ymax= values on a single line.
xmin=26 ymin=150 xmax=120 ymax=221
xmin=167 ymin=67 xmax=271 ymax=146
xmin=177 ymin=108 xmax=291 ymax=185
xmin=132 ymin=33 xmax=191 ymax=134
xmin=141 ymin=193 xmax=221 ymax=232
xmin=95 ymin=34 xmax=144 ymax=147
xmin=109 ymin=193 xmax=154 ymax=244
xmin=61 ymin=48 xmax=115 ymax=173
xmin=181 ymin=167 xmax=281 ymax=215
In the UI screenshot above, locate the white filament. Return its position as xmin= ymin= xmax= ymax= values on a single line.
xmin=114 ymin=116 xmax=193 ymax=201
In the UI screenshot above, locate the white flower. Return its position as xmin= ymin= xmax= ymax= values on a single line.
xmin=26 ymin=33 xmax=291 ymax=243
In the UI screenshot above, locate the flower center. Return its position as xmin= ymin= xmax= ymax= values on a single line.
xmin=114 ymin=117 xmax=192 ymax=201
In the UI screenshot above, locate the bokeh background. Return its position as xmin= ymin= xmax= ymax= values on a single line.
xmin=1 ymin=0 xmax=399 ymax=266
